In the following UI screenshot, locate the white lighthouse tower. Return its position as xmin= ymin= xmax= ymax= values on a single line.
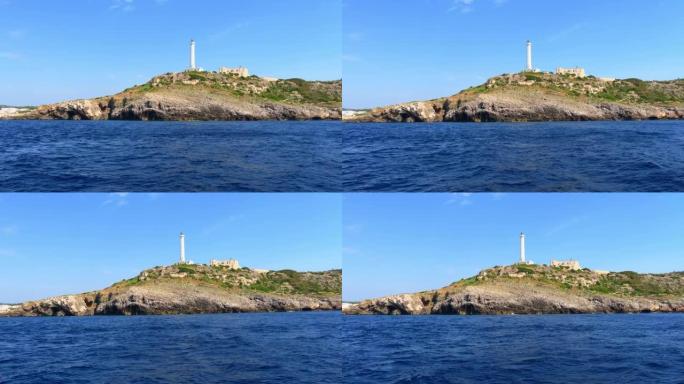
xmin=526 ymin=40 xmax=533 ymax=71
xmin=189 ymin=39 xmax=196 ymax=70
xmin=179 ymin=232 xmax=186 ymax=264
xmin=519 ymin=232 xmax=526 ymax=263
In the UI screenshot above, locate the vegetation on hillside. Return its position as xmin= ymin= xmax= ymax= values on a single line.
xmin=112 ymin=264 xmax=341 ymax=296
xmin=469 ymin=72 xmax=684 ymax=105
xmin=121 ymin=71 xmax=341 ymax=108
xmin=450 ymin=264 xmax=684 ymax=297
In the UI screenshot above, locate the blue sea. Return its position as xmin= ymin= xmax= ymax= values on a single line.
xmin=2 ymin=312 xmax=683 ymax=383
xmin=342 ymin=120 xmax=684 ymax=191
xmin=0 ymin=120 xmax=341 ymax=192
xmin=0 ymin=312 xmax=341 ymax=384
xmin=342 ymin=313 xmax=684 ymax=383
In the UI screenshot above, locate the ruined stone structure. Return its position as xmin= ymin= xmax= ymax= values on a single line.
xmin=551 ymin=259 xmax=581 ymax=270
xmin=556 ymin=67 xmax=586 ymax=78
xmin=210 ymin=258 xmax=240 ymax=270
xmin=219 ymin=66 xmax=249 ymax=77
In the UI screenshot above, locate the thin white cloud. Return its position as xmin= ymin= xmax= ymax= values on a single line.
xmin=547 ymin=23 xmax=587 ymax=43
xmin=209 ymin=22 xmax=251 ymax=41
xmin=110 ymin=0 xmax=135 ymax=12
xmin=449 ymin=0 xmax=475 ymax=13
xmin=449 ymin=0 xmax=508 ymax=13
xmin=445 ymin=193 xmax=473 ymax=206
xmin=491 ymin=193 xmax=506 ymax=200
xmin=545 ymin=215 xmax=588 ymax=236
xmin=201 ymin=214 xmax=245 ymax=236
xmin=102 ymin=192 xmax=129 ymax=207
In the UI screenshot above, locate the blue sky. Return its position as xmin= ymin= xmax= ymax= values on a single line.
xmin=343 ymin=0 xmax=684 ymax=108
xmin=343 ymin=193 xmax=684 ymax=301
xmin=0 ymin=0 xmax=341 ymax=106
xmin=0 ymin=193 xmax=341 ymax=303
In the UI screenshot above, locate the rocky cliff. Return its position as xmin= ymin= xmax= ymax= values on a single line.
xmin=344 ymin=264 xmax=684 ymax=315
xmin=0 ymin=265 xmax=341 ymax=316
xmin=346 ymin=73 xmax=684 ymax=122
xmin=3 ymin=72 xmax=341 ymax=121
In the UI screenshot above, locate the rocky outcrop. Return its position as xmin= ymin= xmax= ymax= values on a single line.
xmin=344 ymin=265 xmax=684 ymax=315
xmin=345 ymin=284 xmax=684 ymax=315
xmin=2 ymin=72 xmax=341 ymax=121
xmin=346 ymin=73 xmax=684 ymax=123
xmin=18 ymin=96 xmax=340 ymax=121
xmin=1 ymin=266 xmax=341 ymax=316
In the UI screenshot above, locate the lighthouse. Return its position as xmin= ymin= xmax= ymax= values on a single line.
xmin=519 ymin=232 xmax=526 ymax=263
xmin=189 ymin=39 xmax=196 ymax=70
xmin=179 ymin=232 xmax=186 ymax=264
xmin=526 ymin=40 xmax=533 ymax=71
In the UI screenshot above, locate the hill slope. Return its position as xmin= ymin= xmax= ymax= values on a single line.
xmin=1 ymin=264 xmax=341 ymax=316
xmin=344 ymin=264 xmax=684 ymax=315
xmin=346 ymin=72 xmax=684 ymax=122
xmin=4 ymin=72 xmax=341 ymax=121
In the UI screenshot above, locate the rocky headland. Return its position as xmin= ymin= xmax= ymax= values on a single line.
xmin=344 ymin=264 xmax=684 ymax=315
xmin=345 ymin=72 xmax=684 ymax=122
xmin=2 ymin=72 xmax=341 ymax=121
xmin=0 ymin=264 xmax=341 ymax=316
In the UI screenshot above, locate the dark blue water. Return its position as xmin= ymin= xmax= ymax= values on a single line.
xmin=342 ymin=313 xmax=684 ymax=383
xmin=342 ymin=120 xmax=684 ymax=191
xmin=0 ymin=312 xmax=341 ymax=384
xmin=0 ymin=121 xmax=341 ymax=192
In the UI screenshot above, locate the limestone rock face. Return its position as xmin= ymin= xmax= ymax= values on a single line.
xmin=4 ymin=287 xmax=340 ymax=317
xmin=351 ymin=93 xmax=684 ymax=123
xmin=345 ymin=73 xmax=684 ymax=123
xmin=14 ymin=295 xmax=93 ymax=316
xmin=1 ymin=266 xmax=341 ymax=317
xmin=2 ymin=72 xmax=341 ymax=121
xmin=345 ymin=286 xmax=684 ymax=315
xmin=28 ymin=100 xmax=107 ymax=120
xmin=344 ymin=265 xmax=684 ymax=315
xmin=16 ymin=96 xmax=339 ymax=121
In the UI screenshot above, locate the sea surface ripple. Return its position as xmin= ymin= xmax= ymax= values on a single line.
xmin=342 ymin=120 xmax=684 ymax=191
xmin=0 ymin=120 xmax=341 ymax=192
xmin=341 ymin=313 xmax=684 ymax=384
xmin=0 ymin=312 xmax=341 ymax=384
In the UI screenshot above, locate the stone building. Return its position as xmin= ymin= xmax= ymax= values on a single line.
xmin=210 ymin=258 xmax=240 ymax=269
xmin=551 ymin=259 xmax=581 ymax=270
xmin=219 ymin=66 xmax=249 ymax=77
xmin=556 ymin=67 xmax=586 ymax=78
